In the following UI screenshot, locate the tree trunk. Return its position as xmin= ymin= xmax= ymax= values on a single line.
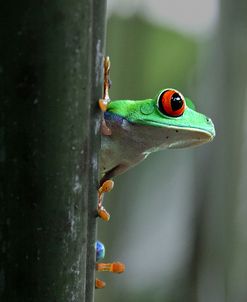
xmin=0 ymin=1 xmax=106 ymax=301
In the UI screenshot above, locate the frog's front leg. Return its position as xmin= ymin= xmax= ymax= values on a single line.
xmin=97 ymin=162 xmax=132 ymax=221
xmin=99 ymin=56 xmax=111 ymax=111
xmin=97 ymin=180 xmax=114 ymax=221
xmin=99 ymin=56 xmax=112 ymax=136
xmin=97 ymin=56 xmax=114 ymax=221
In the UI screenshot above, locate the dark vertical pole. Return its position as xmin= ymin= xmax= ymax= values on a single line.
xmin=86 ymin=1 xmax=107 ymax=301
xmin=0 ymin=1 xmax=106 ymax=301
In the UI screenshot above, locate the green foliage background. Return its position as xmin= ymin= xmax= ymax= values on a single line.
xmin=107 ymin=15 xmax=197 ymax=100
xmin=97 ymin=5 xmax=247 ymax=302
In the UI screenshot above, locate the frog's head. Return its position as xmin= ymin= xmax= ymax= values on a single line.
xmin=106 ymin=88 xmax=215 ymax=148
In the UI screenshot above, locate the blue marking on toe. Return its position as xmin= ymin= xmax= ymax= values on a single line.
xmin=96 ymin=240 xmax=105 ymax=262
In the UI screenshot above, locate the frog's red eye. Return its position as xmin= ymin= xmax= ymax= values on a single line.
xmin=158 ymin=89 xmax=185 ymax=117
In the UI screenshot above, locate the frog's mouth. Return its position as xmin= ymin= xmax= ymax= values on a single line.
xmin=167 ymin=127 xmax=215 ymax=149
xmin=140 ymin=118 xmax=215 ymax=148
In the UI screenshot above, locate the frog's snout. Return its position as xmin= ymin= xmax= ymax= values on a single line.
xmin=205 ymin=116 xmax=216 ymax=139
xmin=206 ymin=116 xmax=213 ymax=126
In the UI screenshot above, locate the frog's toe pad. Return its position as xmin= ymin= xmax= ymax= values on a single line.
xmin=99 ymin=180 xmax=114 ymax=194
xmin=98 ymin=207 xmax=110 ymax=222
xmin=99 ymin=99 xmax=108 ymax=112
xmin=95 ymin=278 xmax=106 ymax=289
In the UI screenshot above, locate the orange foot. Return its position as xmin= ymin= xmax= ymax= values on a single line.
xmin=97 ymin=180 xmax=114 ymax=222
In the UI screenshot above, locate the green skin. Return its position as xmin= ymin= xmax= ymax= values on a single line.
xmin=100 ymin=89 xmax=215 ymax=183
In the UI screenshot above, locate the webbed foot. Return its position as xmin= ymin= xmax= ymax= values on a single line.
xmin=96 ymin=262 xmax=125 ymax=273
xmin=97 ymin=180 xmax=114 ymax=221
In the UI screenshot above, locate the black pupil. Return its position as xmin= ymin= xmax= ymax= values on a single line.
xmin=171 ymin=93 xmax=183 ymax=111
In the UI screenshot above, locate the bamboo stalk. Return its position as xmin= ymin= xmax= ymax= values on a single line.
xmin=0 ymin=1 xmax=106 ymax=301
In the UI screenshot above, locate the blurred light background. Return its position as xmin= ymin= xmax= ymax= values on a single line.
xmin=96 ymin=0 xmax=247 ymax=301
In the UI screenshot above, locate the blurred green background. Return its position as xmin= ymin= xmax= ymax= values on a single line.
xmin=96 ymin=1 xmax=247 ymax=301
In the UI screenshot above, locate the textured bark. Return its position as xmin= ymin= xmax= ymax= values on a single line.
xmin=0 ymin=1 xmax=106 ymax=301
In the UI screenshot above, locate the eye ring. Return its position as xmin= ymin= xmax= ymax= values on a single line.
xmin=157 ymin=89 xmax=186 ymax=117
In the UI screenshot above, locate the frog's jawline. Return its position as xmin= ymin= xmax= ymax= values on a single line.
xmin=104 ymin=112 xmax=213 ymax=142
xmin=101 ymin=112 xmax=211 ymax=178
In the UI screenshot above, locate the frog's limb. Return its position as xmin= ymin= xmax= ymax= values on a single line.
xmin=99 ymin=56 xmax=111 ymax=112
xmin=100 ymin=164 xmax=131 ymax=186
xmin=99 ymin=56 xmax=112 ymax=136
xmin=95 ymin=278 xmax=106 ymax=289
xmin=95 ymin=262 xmax=125 ymax=288
xmin=97 ymin=165 xmax=129 ymax=221
xmin=97 ymin=57 xmax=113 ymax=221
xmin=97 ymin=180 xmax=114 ymax=221
xmin=96 ymin=262 xmax=125 ymax=273
xmin=103 ymin=56 xmax=111 ymax=101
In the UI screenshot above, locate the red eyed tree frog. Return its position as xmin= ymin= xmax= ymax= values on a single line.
xmin=97 ymin=57 xmax=215 ymax=221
